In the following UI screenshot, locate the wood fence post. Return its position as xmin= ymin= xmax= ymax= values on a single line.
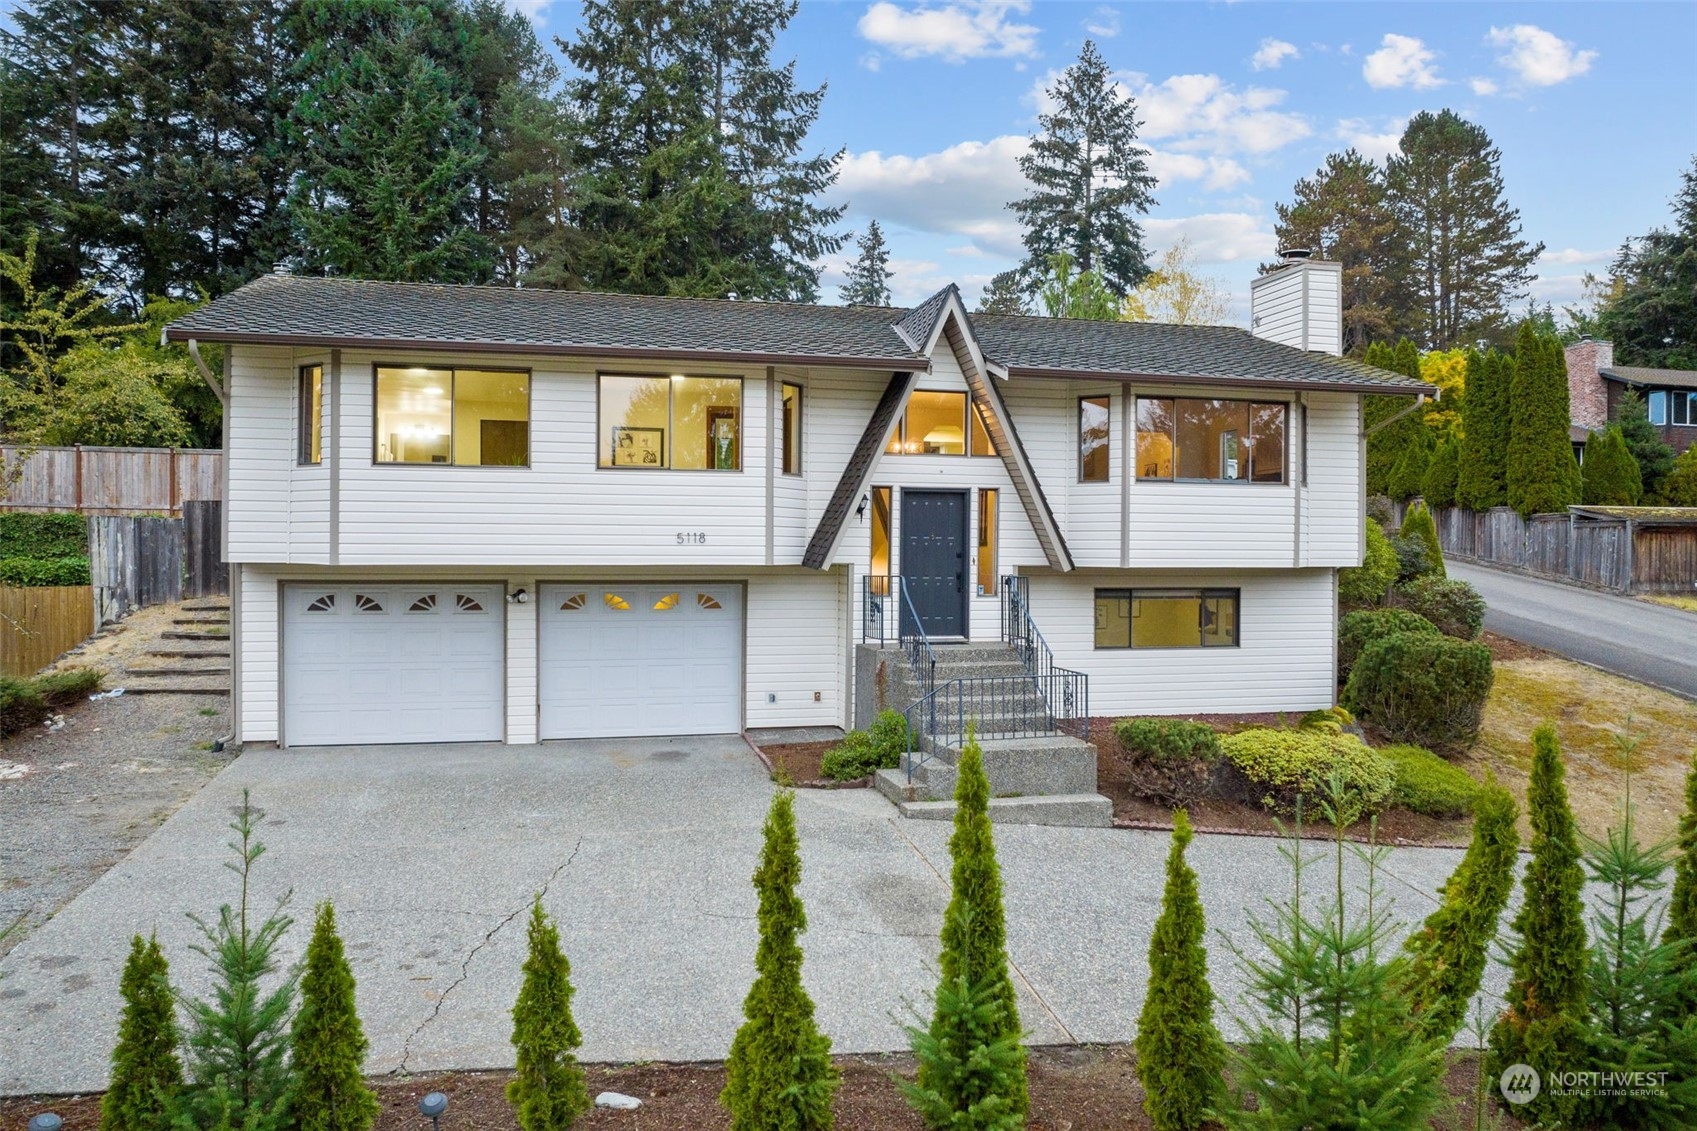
xmin=168 ymin=447 xmax=179 ymax=515
xmin=73 ymin=444 xmax=84 ymax=512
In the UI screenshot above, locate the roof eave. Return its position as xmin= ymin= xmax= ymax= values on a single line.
xmin=1001 ymin=365 xmax=1426 ymax=395
xmin=160 ymin=328 xmax=926 ymax=372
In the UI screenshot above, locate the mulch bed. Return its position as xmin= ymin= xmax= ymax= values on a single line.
xmin=0 ymin=1047 xmax=1519 ymax=1130
xmin=751 ymin=739 xmax=860 ymax=788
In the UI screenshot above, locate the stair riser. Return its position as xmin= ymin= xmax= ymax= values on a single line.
xmin=903 ymin=748 xmax=1098 ymax=799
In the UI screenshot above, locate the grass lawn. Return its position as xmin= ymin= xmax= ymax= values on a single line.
xmin=1456 ymin=643 xmax=1697 ymax=845
xmin=1643 ymin=593 xmax=1697 ymax=613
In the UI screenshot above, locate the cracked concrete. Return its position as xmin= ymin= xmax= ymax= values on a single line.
xmin=0 ymin=735 xmax=1496 ymax=1096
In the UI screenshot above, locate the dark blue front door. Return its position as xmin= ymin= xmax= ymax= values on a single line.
xmin=901 ymin=490 xmax=968 ymax=638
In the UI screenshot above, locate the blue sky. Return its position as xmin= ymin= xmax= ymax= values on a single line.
xmin=523 ymin=0 xmax=1696 ymax=321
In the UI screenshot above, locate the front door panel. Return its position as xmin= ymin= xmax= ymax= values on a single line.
xmin=901 ymin=490 xmax=968 ymax=638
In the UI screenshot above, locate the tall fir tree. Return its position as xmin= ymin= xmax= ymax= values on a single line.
xmin=1421 ymin=435 xmax=1459 ymax=509
xmin=921 ymin=735 xmax=1028 ymax=1119
xmin=839 ymin=220 xmax=892 ymax=306
xmin=1269 ymin=149 xmax=1398 ymax=353
xmin=1506 ymin=323 xmax=1583 ymax=517
xmin=1134 ymin=810 xmax=1225 ymax=1131
xmin=1385 ymin=110 xmax=1543 ymax=348
xmin=1489 ymin=724 xmax=1591 ymax=1128
xmin=1011 ymin=39 xmax=1156 ymax=297
xmin=507 ymin=899 xmax=591 ymax=1131
xmin=976 ymin=270 xmax=1027 ymax=316
xmin=1363 ymin=339 xmax=1428 ymax=497
xmin=1614 ymin=388 xmax=1679 ymax=501
xmin=1456 ymin=348 xmax=1512 ymax=510
xmin=289 ymin=903 xmax=379 ymax=1131
xmin=1600 ymin=157 xmax=1697 ymax=370
xmin=100 ymin=934 xmax=182 ymax=1131
xmin=1581 ymin=425 xmax=1644 ymax=505
xmin=721 ymin=789 xmax=837 ymax=1130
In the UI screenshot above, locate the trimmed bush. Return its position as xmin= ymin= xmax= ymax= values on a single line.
xmin=0 ymin=512 xmax=87 ymax=558
xmin=0 ymin=555 xmax=91 ymax=586
xmin=1339 ymin=518 xmax=1398 ymax=609
xmin=1218 ymin=727 xmax=1395 ymax=821
xmin=290 ymin=903 xmax=379 ymax=1131
xmin=819 ymin=710 xmax=911 ymax=781
xmin=509 ymin=899 xmax=590 ymax=1130
xmin=1297 ymin=706 xmax=1353 ymax=733
xmin=1343 ymin=633 xmax=1493 ymax=753
xmin=100 ymin=934 xmax=182 ymax=1131
xmin=1581 ymin=425 xmax=1643 ymax=505
xmin=1112 ymin=718 xmax=1221 ymax=809
xmin=1338 ymin=608 xmax=1441 ymax=683
xmin=1394 ymin=575 xmax=1486 ymax=640
xmin=1399 ymin=501 xmax=1446 ymax=580
xmin=0 ymin=667 xmax=102 ymax=737
xmin=1382 ymin=745 xmax=1482 ymax=817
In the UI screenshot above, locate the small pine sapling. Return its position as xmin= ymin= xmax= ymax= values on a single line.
xmin=100 ymin=934 xmax=183 ymax=1131
xmin=508 ymin=899 xmax=591 ymax=1131
xmin=1134 ymin=810 xmax=1225 ymax=1131
xmin=289 ymin=903 xmax=378 ymax=1131
xmin=721 ymin=790 xmax=837 ymax=1130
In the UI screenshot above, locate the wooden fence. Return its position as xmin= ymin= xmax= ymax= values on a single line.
xmin=1 ymin=444 xmax=221 ymax=516
xmin=89 ymin=500 xmax=226 ymax=624
xmin=1395 ymin=502 xmax=1696 ymax=593
xmin=0 ymin=585 xmax=94 ymax=677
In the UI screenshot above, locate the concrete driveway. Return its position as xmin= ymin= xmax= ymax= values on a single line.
xmin=1 ymin=736 xmax=1492 ymax=1096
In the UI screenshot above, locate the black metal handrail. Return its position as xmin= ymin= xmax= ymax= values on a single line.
xmin=903 ymin=670 xmax=1089 ymax=781
xmin=861 ymin=574 xmax=937 ymax=695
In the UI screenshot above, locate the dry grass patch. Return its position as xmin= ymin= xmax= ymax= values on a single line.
xmin=1643 ymin=593 xmax=1697 ymax=613
xmin=1458 ymin=657 xmax=1697 ymax=844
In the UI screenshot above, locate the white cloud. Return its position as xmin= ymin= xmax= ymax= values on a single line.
xmin=1362 ymin=33 xmax=1442 ymax=90
xmin=857 ymin=1 xmax=1039 ymax=62
xmin=1487 ymin=24 xmax=1597 ymax=87
xmin=833 ymin=136 xmax=1032 ymax=257
xmin=1145 ymin=152 xmax=1252 ymax=192
xmin=1146 ymin=214 xmax=1277 ymax=264
xmin=1470 ymin=77 xmax=1499 ymax=96
xmin=1084 ymin=6 xmax=1120 ymax=37
xmin=1251 ymin=38 xmax=1299 ymax=71
xmin=503 ymin=0 xmax=549 ymax=22
xmin=1027 ymin=70 xmax=1311 ymax=157
xmin=1540 ymin=248 xmax=1611 ymax=266
xmin=1335 ymin=117 xmax=1406 ymax=161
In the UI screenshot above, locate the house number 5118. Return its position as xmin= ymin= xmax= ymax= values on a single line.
xmin=676 ymin=532 xmax=708 ymax=545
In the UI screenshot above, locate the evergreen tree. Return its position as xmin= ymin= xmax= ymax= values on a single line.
xmin=1397 ymin=779 xmax=1519 ymax=1043
xmin=1666 ymin=444 xmax=1697 ymax=507
xmin=1269 ymin=148 xmax=1398 ymax=353
xmin=1582 ymin=425 xmax=1644 ymax=505
xmin=1456 ymin=348 xmax=1512 ymax=510
xmin=721 ymin=789 xmax=837 ymax=1130
xmin=289 ymin=903 xmax=378 ymax=1131
xmin=1421 ymin=435 xmax=1459 ymax=509
xmin=1489 ymin=724 xmax=1590 ymax=1128
xmin=1034 ymin=252 xmax=1119 ymax=321
xmin=1384 ymin=110 xmax=1543 ymax=348
xmin=1665 ymin=755 xmax=1697 ymax=1016
xmin=1134 ymin=810 xmax=1225 ymax=1131
xmin=921 ymin=736 xmax=1027 ymax=1118
xmin=1386 ymin=425 xmax=1433 ymax=502
xmin=1363 ymin=339 xmax=1429 ymax=497
xmin=1600 ymin=157 xmax=1697 ymax=370
xmin=1399 ymin=500 xmax=1445 ymax=578
xmin=1011 ymin=39 xmax=1156 ymax=297
xmin=839 ymin=219 xmax=892 ymax=307
xmin=976 ymin=270 xmax=1027 ymax=316
xmin=1615 ymin=388 xmax=1679 ymax=501
xmin=101 ymin=934 xmax=183 ymax=1131
xmin=507 ymin=898 xmax=591 ymax=1131
xmin=1505 ymin=324 xmax=1583 ymax=516
xmin=174 ymin=790 xmax=297 ymax=1131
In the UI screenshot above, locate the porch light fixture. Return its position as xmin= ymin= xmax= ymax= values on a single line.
xmin=856 ymin=493 xmax=869 ymax=520
xmin=419 ymin=1092 xmax=448 ymax=1131
xmin=508 ymin=588 xmax=529 ymax=605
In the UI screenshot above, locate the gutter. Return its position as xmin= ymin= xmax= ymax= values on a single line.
xmin=1002 ymin=365 xmax=1432 ymax=397
xmin=1364 ymin=390 xmax=1432 ymax=437
xmin=183 ymin=338 xmax=227 ymax=407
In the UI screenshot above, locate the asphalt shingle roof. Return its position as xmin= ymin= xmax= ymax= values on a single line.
xmin=1602 ymin=366 xmax=1697 ymax=391
xmin=165 ymin=275 xmax=1429 ymax=393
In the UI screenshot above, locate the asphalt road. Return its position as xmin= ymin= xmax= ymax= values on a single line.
xmin=1448 ymin=560 xmax=1697 ymax=699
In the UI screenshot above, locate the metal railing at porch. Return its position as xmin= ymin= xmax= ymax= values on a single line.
xmin=861 ymin=574 xmax=937 ymax=695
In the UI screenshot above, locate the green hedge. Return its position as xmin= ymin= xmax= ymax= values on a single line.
xmin=0 ymin=513 xmax=87 ymax=558
xmin=1340 ymin=519 xmax=1399 ymax=609
xmin=0 ymin=667 xmax=102 ymax=737
xmin=1338 ymin=608 xmax=1442 ymax=683
xmin=0 ymin=555 xmax=92 ymax=587
xmin=1218 ymin=727 xmax=1395 ymax=821
xmin=1343 ymin=632 xmax=1494 ymax=753
xmin=821 ymin=709 xmax=912 ymax=780
xmin=1383 ymin=744 xmax=1482 ymax=817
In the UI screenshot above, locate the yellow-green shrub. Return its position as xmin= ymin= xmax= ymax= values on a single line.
xmin=1383 ymin=744 xmax=1482 ymax=817
xmin=1218 ymin=727 xmax=1394 ymax=821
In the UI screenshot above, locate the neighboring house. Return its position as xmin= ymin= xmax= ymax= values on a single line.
xmin=1567 ymin=337 xmax=1697 ymax=452
xmin=162 ymin=255 xmax=1423 ymax=749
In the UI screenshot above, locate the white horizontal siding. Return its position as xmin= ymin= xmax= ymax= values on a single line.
xmin=1029 ymin=568 xmax=1337 ymax=715
xmin=238 ymin=565 xmax=280 ymax=743
xmin=1305 ymin=392 xmax=1362 ymax=565
xmin=227 ymin=346 xmax=295 ymax=562
xmin=1066 ymin=383 xmax=1121 ymax=568
xmin=745 ymin=569 xmax=844 ymax=728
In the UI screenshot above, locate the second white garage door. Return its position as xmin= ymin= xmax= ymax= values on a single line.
xmin=538 ymin=582 xmax=743 ymax=739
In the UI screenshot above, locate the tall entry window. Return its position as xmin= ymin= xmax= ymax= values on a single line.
xmin=1135 ymin=397 xmax=1287 ymax=483
xmin=976 ymin=488 xmax=998 ymax=596
xmin=870 ymin=486 xmax=892 ymax=594
xmin=599 ymin=375 xmax=743 ymax=470
xmin=1079 ymin=395 xmax=1111 ymax=481
xmin=374 ymin=367 xmax=529 ymax=465
xmin=298 ymin=364 xmax=323 ymax=465
xmin=781 ymin=383 xmax=803 ymax=474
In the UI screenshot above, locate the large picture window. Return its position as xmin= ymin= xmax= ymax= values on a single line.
xmin=1135 ymin=397 xmax=1286 ymax=483
xmin=374 ymin=366 xmax=529 ymax=466
xmin=1093 ymin=588 xmax=1239 ymax=649
xmin=885 ymin=390 xmax=997 ymax=456
xmin=298 ymin=364 xmax=323 ymax=465
xmin=1079 ymin=395 xmax=1110 ymax=481
xmin=598 ymin=374 xmax=743 ymax=470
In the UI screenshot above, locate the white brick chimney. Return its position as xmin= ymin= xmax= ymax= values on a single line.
xmin=1564 ymin=337 xmax=1614 ymax=430
xmin=1249 ymin=249 xmax=1343 ymax=356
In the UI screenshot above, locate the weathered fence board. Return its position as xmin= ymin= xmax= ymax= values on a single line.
xmin=1636 ymin=527 xmax=1697 ymax=594
xmin=183 ymin=500 xmax=227 ymax=599
xmin=1 ymin=445 xmax=221 ymax=515
xmin=0 ymin=585 xmax=94 ymax=677
xmin=85 ymin=502 xmax=226 ymax=623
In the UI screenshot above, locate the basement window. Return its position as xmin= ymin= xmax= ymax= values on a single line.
xmin=1093 ymin=589 xmax=1239 ymax=649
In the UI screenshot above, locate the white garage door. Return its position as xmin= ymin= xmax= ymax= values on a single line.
xmin=538 ymin=582 xmax=743 ymax=739
xmin=282 ymin=583 xmax=505 ymax=746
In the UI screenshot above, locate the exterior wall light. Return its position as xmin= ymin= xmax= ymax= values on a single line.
xmin=856 ymin=493 xmax=869 ymax=520
xmin=507 ymin=588 xmax=529 ymax=605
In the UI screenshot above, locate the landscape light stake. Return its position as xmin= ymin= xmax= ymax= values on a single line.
xmin=420 ymin=1090 xmax=448 ymax=1131
xmin=28 ymin=1115 xmax=63 ymax=1131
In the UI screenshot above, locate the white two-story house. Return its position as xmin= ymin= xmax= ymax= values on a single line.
xmin=162 ymin=255 xmax=1422 ymax=749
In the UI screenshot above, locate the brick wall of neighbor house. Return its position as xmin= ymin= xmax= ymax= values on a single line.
xmin=1565 ymin=339 xmax=1613 ymax=430
xmin=1604 ymin=381 xmax=1697 ymax=453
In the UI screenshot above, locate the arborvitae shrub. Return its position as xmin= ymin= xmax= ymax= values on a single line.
xmin=1663 ymin=443 xmax=1697 ymax=507
xmin=1383 ymin=745 xmax=1485 ymax=818
xmin=1399 ymin=501 xmax=1446 ymax=579
xmin=1489 ymin=725 xmax=1590 ymax=1127
xmin=1387 ymin=425 xmax=1434 ymax=502
xmin=1342 ymin=632 xmax=1493 ymax=753
xmin=722 ymin=790 xmax=837 ymax=1130
xmin=508 ymin=900 xmax=591 ymax=1131
xmin=289 ymin=903 xmax=378 ymax=1131
xmin=1457 ymin=349 xmax=1511 ymax=510
xmin=1339 ymin=519 xmax=1398 ymax=609
xmin=100 ymin=934 xmax=182 ymax=1131
xmin=1397 ymin=778 xmax=1519 ymax=1040
xmin=1337 ymin=608 xmax=1441 ymax=683
xmin=1394 ymin=576 xmax=1486 ymax=640
xmin=1421 ymin=436 xmax=1459 ymax=508
xmin=1134 ymin=811 xmax=1225 ymax=1131
xmin=1581 ymin=425 xmax=1643 ymax=505
xmin=1506 ymin=325 xmax=1582 ymax=517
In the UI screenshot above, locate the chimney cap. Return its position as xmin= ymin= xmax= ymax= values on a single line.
xmin=1579 ymin=332 xmax=1592 ymax=341
xmin=1277 ymin=247 xmax=1313 ymax=262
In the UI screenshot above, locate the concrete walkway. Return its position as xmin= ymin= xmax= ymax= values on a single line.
xmin=1449 ymin=560 xmax=1697 ymax=698
xmin=0 ymin=737 xmax=1493 ymax=1096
